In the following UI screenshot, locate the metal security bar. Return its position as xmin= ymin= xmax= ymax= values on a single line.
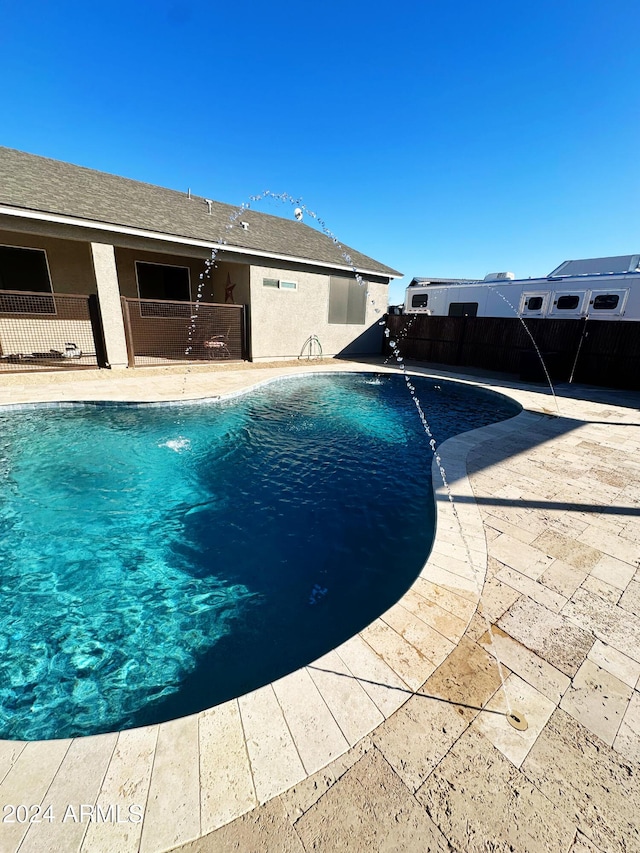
xmin=0 ymin=290 xmax=101 ymax=373
xmin=121 ymin=298 xmax=245 ymax=367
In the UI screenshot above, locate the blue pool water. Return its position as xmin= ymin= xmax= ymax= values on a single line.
xmin=0 ymin=373 xmax=520 ymax=740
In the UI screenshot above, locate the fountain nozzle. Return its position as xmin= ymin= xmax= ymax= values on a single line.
xmin=506 ymin=710 xmax=528 ymax=731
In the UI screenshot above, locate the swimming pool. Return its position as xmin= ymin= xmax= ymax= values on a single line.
xmin=0 ymin=373 xmax=520 ymax=740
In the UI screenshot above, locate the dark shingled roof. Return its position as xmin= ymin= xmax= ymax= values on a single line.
xmin=0 ymin=146 xmax=401 ymax=277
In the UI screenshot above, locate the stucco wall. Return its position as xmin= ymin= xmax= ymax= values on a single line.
xmin=249 ymin=265 xmax=388 ymax=360
xmin=209 ymin=262 xmax=250 ymax=307
xmin=0 ymin=229 xmax=96 ymax=295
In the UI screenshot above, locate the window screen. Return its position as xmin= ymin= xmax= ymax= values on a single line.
xmin=329 ymin=277 xmax=367 ymax=324
xmin=0 ymin=246 xmax=52 ymax=294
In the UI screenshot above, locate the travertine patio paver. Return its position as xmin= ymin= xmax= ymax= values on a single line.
xmin=139 ymin=716 xmax=200 ymax=853
xmin=80 ymin=725 xmax=158 ymax=853
xmin=613 ymin=689 xmax=640 ymax=763
xmin=415 ymin=727 xmax=576 ymax=853
xmin=19 ymin=734 xmax=117 ymax=853
xmin=0 ymin=362 xmax=639 ymax=852
xmin=270 ymin=669 xmax=349 ymax=775
xmin=0 ymin=740 xmax=71 ymax=852
xmin=477 ymin=627 xmax=571 ymax=704
xmin=332 ymin=634 xmax=410 ymax=718
xmin=523 ymin=709 xmax=640 ymax=853
xmin=563 ymin=587 xmax=640 ymax=662
xmin=198 ymin=702 xmax=256 ymax=834
xmin=294 ymin=748 xmax=451 ymax=852
xmin=559 ymin=658 xmax=633 ymax=746
xmin=497 ymin=597 xmax=594 ymax=677
xmin=304 ymin=652 xmax=384 ymax=747
xmin=587 ymin=639 xmax=640 ymax=690
xmin=238 ymin=686 xmax=306 ymax=805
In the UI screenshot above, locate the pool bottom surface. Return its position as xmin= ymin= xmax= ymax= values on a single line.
xmin=0 ymin=373 xmax=520 ymax=740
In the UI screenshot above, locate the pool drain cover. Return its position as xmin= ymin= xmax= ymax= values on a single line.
xmin=506 ymin=710 xmax=528 ymax=731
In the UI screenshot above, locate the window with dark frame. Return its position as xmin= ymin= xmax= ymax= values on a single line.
xmin=448 ymin=302 xmax=478 ymax=317
xmin=411 ymin=293 xmax=429 ymax=308
xmin=0 ymin=245 xmax=55 ymax=314
xmin=525 ymin=296 xmax=543 ymax=311
xmin=0 ymin=246 xmax=52 ymax=293
xmin=592 ymin=294 xmax=620 ymax=310
xmin=136 ymin=262 xmax=191 ymax=302
xmin=556 ymin=295 xmax=580 ymax=310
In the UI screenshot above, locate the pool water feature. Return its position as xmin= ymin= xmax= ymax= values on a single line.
xmin=0 ymin=373 xmax=520 ymax=740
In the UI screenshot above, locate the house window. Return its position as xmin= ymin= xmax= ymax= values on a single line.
xmin=448 ymin=302 xmax=478 ymax=317
xmin=136 ymin=262 xmax=190 ymax=302
xmin=556 ymin=295 xmax=580 ymax=310
xmin=411 ymin=293 xmax=429 ymax=308
xmin=262 ymin=278 xmax=298 ymax=291
xmin=328 ymin=277 xmax=367 ymax=325
xmin=0 ymin=245 xmax=55 ymax=314
xmin=592 ymin=294 xmax=619 ymax=310
xmin=0 ymin=245 xmax=52 ymax=294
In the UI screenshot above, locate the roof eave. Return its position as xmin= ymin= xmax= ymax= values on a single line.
xmin=0 ymin=204 xmax=402 ymax=279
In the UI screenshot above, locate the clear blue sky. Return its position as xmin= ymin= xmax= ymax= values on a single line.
xmin=1 ymin=0 xmax=638 ymax=304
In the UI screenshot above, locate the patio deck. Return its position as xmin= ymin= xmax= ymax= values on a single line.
xmin=0 ymin=359 xmax=638 ymax=853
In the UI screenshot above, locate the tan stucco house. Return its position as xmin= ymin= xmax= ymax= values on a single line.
xmin=0 ymin=147 xmax=401 ymax=369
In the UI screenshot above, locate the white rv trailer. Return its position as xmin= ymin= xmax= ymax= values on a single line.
xmin=404 ymin=255 xmax=640 ymax=321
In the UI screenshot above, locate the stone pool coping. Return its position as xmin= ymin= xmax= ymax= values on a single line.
xmin=0 ymin=360 xmax=638 ymax=852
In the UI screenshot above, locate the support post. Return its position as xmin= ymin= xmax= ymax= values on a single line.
xmin=90 ymin=242 xmax=129 ymax=369
xmin=121 ymin=296 xmax=136 ymax=368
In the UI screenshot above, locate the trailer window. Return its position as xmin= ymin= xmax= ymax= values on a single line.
xmin=592 ymin=294 xmax=619 ymax=310
xmin=556 ymin=295 xmax=580 ymax=310
xmin=411 ymin=293 xmax=429 ymax=308
xmin=448 ymin=302 xmax=478 ymax=317
xmin=525 ymin=296 xmax=543 ymax=311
